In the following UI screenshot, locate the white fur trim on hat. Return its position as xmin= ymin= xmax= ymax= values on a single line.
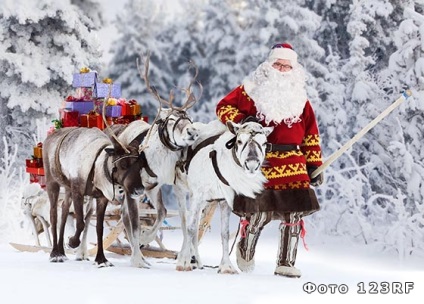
xmin=268 ymin=47 xmax=298 ymax=65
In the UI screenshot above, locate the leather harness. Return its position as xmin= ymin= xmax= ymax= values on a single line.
xmin=265 ymin=143 xmax=300 ymax=153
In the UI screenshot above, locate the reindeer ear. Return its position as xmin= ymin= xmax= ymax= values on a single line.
xmin=104 ymin=148 xmax=115 ymax=156
xmin=226 ymin=120 xmax=240 ymax=135
xmin=263 ymin=126 xmax=274 ymax=137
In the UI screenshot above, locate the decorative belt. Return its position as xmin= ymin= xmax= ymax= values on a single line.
xmin=265 ymin=143 xmax=300 ymax=153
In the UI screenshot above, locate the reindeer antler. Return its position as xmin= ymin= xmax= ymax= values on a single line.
xmin=136 ymin=52 xmax=175 ymax=108
xmin=174 ymin=60 xmax=203 ymax=111
xmin=137 ymin=51 xmax=202 ymax=112
xmin=101 ymin=82 xmax=130 ymax=154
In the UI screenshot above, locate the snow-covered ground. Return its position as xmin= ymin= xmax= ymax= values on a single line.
xmin=1 ymin=214 xmax=422 ymax=304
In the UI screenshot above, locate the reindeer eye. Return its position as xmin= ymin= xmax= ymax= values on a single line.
xmin=237 ymin=140 xmax=242 ymax=145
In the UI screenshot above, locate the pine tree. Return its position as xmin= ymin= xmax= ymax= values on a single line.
xmin=0 ymin=0 xmax=103 ymax=162
xmin=264 ymin=0 xmax=326 ymax=102
xmin=381 ymin=1 xmax=424 ymax=213
xmin=107 ymin=0 xmax=172 ymax=120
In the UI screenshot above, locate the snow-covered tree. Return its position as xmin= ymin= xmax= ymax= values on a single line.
xmin=0 ymin=0 xmax=103 ymax=162
xmin=263 ymin=0 xmax=326 ymax=102
xmin=108 ymin=0 xmax=184 ymax=120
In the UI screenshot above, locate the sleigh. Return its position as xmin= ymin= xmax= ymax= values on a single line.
xmin=14 ymin=190 xmax=217 ymax=260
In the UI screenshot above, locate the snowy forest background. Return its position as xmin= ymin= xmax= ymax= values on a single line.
xmin=1 ymin=0 xmax=424 ymax=261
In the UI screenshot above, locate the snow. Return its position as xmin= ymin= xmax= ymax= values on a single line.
xmin=1 ymin=1 xmax=424 ymax=302
xmin=1 ymin=215 xmax=423 ymax=304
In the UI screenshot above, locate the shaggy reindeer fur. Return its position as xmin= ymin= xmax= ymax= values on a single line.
xmin=111 ymin=110 xmax=198 ymax=264
xmin=174 ymin=120 xmax=273 ymax=274
xmin=43 ymin=127 xmax=144 ymax=267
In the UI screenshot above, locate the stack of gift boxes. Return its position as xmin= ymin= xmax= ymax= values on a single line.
xmin=60 ymin=67 xmax=146 ymax=129
xmin=25 ymin=67 xmax=148 ymax=188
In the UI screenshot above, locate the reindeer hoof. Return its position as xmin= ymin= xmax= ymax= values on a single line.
xmin=176 ymin=265 xmax=193 ymax=271
xmin=95 ymin=261 xmax=114 ymax=268
xmin=68 ymin=236 xmax=80 ymax=249
xmin=75 ymin=257 xmax=90 ymax=262
xmin=49 ymin=254 xmax=67 ymax=263
xmin=218 ymin=267 xmax=239 ymax=274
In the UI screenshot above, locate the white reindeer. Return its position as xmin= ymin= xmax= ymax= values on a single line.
xmin=20 ymin=183 xmax=91 ymax=256
xmin=174 ymin=120 xmax=273 ymax=274
xmin=98 ymin=54 xmax=201 ymax=267
xmin=21 ymin=183 xmax=54 ymax=247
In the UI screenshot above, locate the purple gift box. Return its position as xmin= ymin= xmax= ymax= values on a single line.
xmin=65 ymin=101 xmax=94 ymax=115
xmin=95 ymin=82 xmax=122 ymax=98
xmin=72 ymin=72 xmax=97 ymax=88
xmin=105 ymin=105 xmax=122 ymax=117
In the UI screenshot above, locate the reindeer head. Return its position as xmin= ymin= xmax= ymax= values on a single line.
xmin=105 ymin=141 xmax=144 ymax=199
xmin=21 ymin=183 xmax=45 ymax=215
xmin=155 ymin=108 xmax=199 ymax=150
xmin=227 ymin=121 xmax=274 ymax=175
xmin=137 ymin=52 xmax=201 ymax=150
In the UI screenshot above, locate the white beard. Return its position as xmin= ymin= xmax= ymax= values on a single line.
xmin=243 ymin=61 xmax=308 ymax=127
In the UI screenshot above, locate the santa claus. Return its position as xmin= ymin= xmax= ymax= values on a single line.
xmin=216 ymin=43 xmax=324 ymax=278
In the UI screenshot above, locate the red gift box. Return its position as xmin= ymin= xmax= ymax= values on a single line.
xmin=80 ymin=112 xmax=105 ymax=129
xmin=60 ymin=109 xmax=79 ymax=127
xmin=26 ymin=158 xmax=43 ymax=168
xmin=121 ymin=100 xmax=141 ymax=116
xmin=33 ymin=142 xmax=43 ymax=159
xmin=29 ymin=174 xmax=46 ymax=188
xmin=26 ymin=167 xmax=45 ymax=175
xmin=121 ymin=115 xmax=141 ymax=123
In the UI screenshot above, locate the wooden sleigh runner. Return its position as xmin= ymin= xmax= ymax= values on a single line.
xmin=12 ymin=200 xmax=181 ymax=260
xmin=12 ymin=199 xmax=218 ymax=261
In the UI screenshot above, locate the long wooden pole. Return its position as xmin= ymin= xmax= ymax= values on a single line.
xmin=311 ymin=90 xmax=412 ymax=178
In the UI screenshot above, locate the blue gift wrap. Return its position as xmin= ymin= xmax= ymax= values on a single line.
xmin=105 ymin=105 xmax=122 ymax=117
xmin=95 ymin=83 xmax=122 ymax=98
xmin=65 ymin=101 xmax=95 ymax=115
xmin=72 ymin=72 xmax=97 ymax=88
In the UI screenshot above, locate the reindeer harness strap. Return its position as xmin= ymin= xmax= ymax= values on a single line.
xmin=209 ymin=150 xmax=230 ymax=186
xmin=131 ymin=130 xmax=157 ymax=178
xmin=156 ymin=111 xmax=192 ymax=151
xmin=225 ymin=129 xmax=264 ymax=168
xmin=181 ymin=134 xmax=222 ymax=173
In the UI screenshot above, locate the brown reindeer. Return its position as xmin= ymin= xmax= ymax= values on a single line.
xmin=43 ymin=127 xmax=144 ymax=267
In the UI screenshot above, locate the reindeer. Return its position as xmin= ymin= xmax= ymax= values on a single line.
xmin=43 ymin=127 xmax=145 ymax=267
xmin=174 ymin=120 xmax=273 ymax=274
xmin=96 ymin=54 xmax=201 ymax=266
xmin=21 ymin=183 xmax=57 ymax=247
xmin=20 ymin=183 xmax=91 ymax=249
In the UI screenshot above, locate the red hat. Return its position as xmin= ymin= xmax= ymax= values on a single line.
xmin=268 ymin=43 xmax=298 ymax=65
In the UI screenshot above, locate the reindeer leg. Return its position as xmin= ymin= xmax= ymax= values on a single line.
xmin=94 ymin=197 xmax=112 ymax=267
xmin=57 ymin=191 xmax=72 ymax=259
xmin=217 ymin=201 xmax=238 ymax=274
xmin=189 ymin=195 xmax=206 ymax=270
xmin=173 ymin=184 xmax=188 ymax=254
xmin=124 ymin=195 xmax=149 ymax=268
xmin=26 ymin=214 xmax=41 ymax=247
xmin=75 ymin=196 xmax=93 ymax=261
xmin=37 ymin=215 xmax=52 ymax=248
xmin=176 ymin=193 xmax=204 ymax=271
xmin=48 ymin=182 xmax=65 ymax=262
xmin=141 ymin=188 xmax=166 ymax=245
xmin=68 ymin=190 xmax=84 ymax=249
